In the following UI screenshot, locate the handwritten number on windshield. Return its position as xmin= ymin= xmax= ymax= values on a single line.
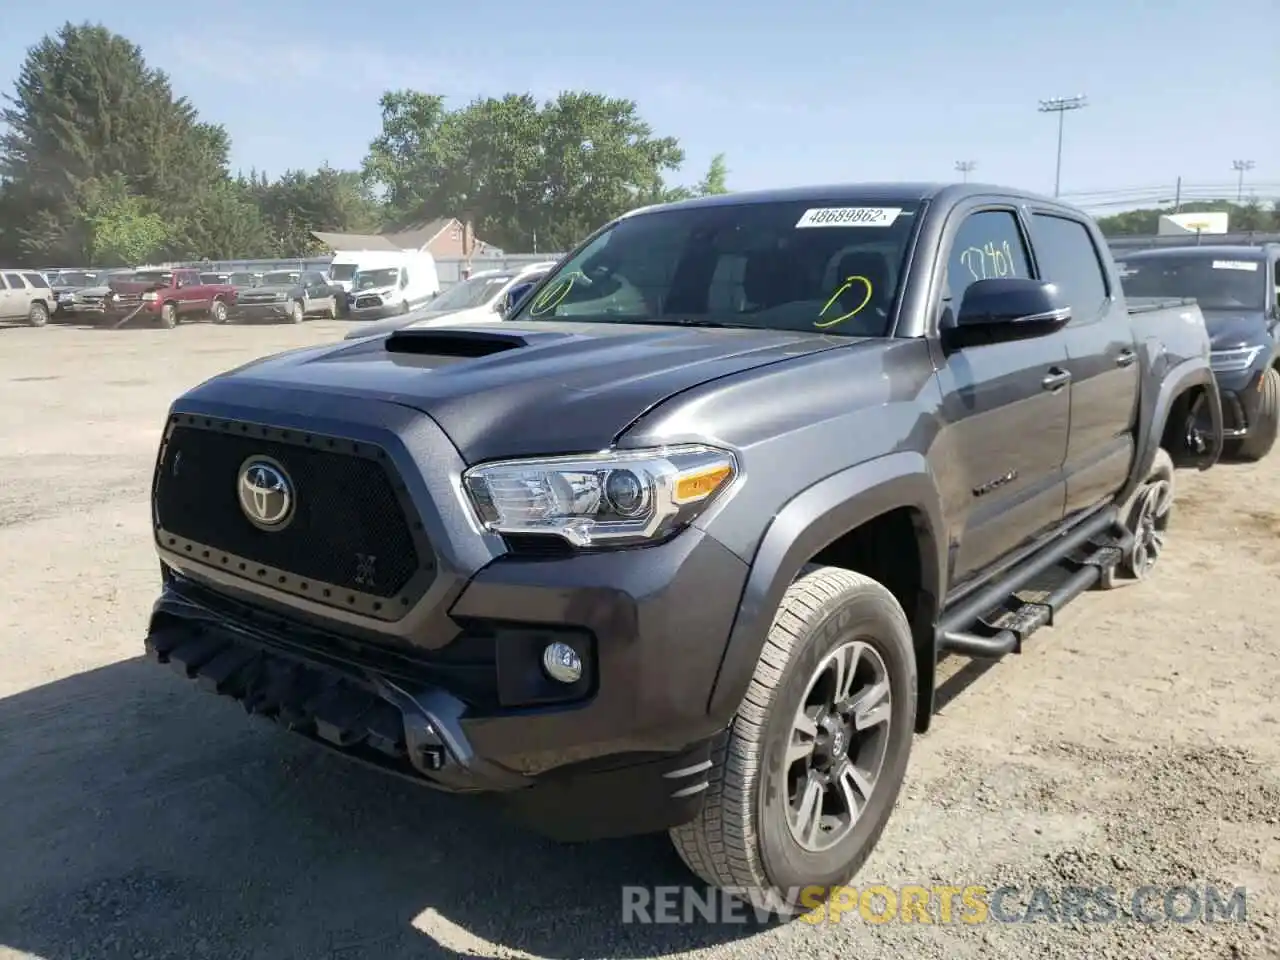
xmin=959 ymin=241 xmax=1018 ymax=282
xmin=815 ymin=275 xmax=873 ymax=329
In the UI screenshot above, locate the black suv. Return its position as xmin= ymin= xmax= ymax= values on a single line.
xmin=144 ymin=183 xmax=1222 ymax=913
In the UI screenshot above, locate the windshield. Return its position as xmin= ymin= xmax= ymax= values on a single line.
xmin=200 ymin=273 xmax=221 ymax=284
xmin=429 ymin=274 xmax=514 ymax=311
xmin=228 ymin=272 xmax=257 ymax=286
xmin=354 ymin=268 xmax=400 ymax=290
xmin=1118 ymin=254 xmax=1266 ymax=311
xmin=52 ymin=271 xmax=94 ymax=286
xmin=510 ymin=200 xmax=920 ymax=335
xmin=131 ymin=271 xmax=172 ymax=285
xmin=263 ymin=271 xmax=297 ymax=285
xmin=330 ymin=263 xmax=357 ymax=281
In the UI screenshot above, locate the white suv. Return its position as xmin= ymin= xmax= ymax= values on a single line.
xmin=0 ymin=270 xmax=55 ymax=327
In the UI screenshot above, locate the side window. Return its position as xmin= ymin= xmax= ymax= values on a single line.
xmin=23 ymin=272 xmax=50 ymax=289
xmin=1030 ymin=213 xmax=1109 ymax=323
xmin=945 ymin=211 xmax=1032 ymax=307
xmin=0 ymin=274 xmax=11 ymax=289
xmin=2 ymin=272 xmax=27 ymax=289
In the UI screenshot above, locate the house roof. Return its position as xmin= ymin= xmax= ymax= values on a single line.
xmin=311 ymin=231 xmax=402 ymax=252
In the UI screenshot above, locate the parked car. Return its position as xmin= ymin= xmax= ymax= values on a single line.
xmin=46 ymin=269 xmax=102 ymax=318
xmin=1116 ymin=244 xmax=1279 ymax=461
xmin=143 ymin=182 xmax=1223 ymax=915
xmin=343 ymin=262 xmax=557 ymax=340
xmin=346 ymin=251 xmax=440 ymax=319
xmin=73 ymin=267 xmax=238 ymax=327
xmin=230 ymin=270 xmax=342 ymax=323
xmin=0 ymin=269 xmax=56 ymax=326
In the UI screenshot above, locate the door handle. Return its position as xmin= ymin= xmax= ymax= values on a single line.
xmin=1041 ymin=367 xmax=1072 ymax=391
xmin=1115 ymin=349 xmax=1136 ymax=368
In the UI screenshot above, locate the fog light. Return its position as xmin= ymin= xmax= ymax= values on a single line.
xmin=542 ymin=641 xmax=583 ymax=684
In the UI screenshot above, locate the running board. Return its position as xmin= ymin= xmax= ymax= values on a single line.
xmin=937 ymin=507 xmax=1128 ymax=661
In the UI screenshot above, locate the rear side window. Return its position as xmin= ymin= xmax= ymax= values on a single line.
xmin=1030 ymin=214 xmax=1110 ymax=324
xmin=23 ymin=272 xmax=50 ymax=288
xmin=2 ymin=272 xmax=26 ymax=289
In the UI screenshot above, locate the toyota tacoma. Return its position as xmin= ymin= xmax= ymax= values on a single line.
xmin=144 ymin=183 xmax=1223 ymax=913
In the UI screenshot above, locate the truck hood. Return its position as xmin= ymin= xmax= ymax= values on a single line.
xmin=1201 ymin=309 xmax=1269 ymax=350
xmin=193 ymin=320 xmax=848 ymax=462
xmin=239 ymin=283 xmax=296 ymax=297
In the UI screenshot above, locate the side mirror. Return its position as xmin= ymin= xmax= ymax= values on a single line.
xmin=503 ymin=281 xmax=536 ymax=315
xmin=944 ymin=278 xmax=1071 ymax=349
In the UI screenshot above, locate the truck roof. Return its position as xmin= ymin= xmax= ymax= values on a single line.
xmin=648 ymin=181 xmax=1065 ymax=213
xmin=1120 ymin=244 xmax=1274 ymax=260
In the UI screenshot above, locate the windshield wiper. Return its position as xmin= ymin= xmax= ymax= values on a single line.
xmin=656 ymin=317 xmax=760 ymax=330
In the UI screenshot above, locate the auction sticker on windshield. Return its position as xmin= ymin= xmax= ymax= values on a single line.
xmin=1212 ymin=260 xmax=1259 ymax=271
xmin=796 ymin=207 xmax=903 ymax=228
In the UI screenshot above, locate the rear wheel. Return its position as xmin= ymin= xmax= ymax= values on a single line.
xmin=27 ymin=302 xmax=49 ymax=327
xmin=1225 ymin=367 xmax=1280 ymax=462
xmin=669 ymin=566 xmax=916 ymax=917
xmin=158 ymin=302 xmax=178 ymax=328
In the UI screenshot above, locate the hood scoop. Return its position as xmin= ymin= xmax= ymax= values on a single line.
xmin=384 ymin=327 xmax=539 ymax=357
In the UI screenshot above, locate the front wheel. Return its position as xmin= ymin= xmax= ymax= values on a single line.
xmin=669 ymin=566 xmax=917 ymax=917
xmin=209 ymin=299 xmax=229 ymax=324
xmin=28 ymin=302 xmax=49 ymax=327
xmin=1225 ymin=367 xmax=1280 ymax=463
xmin=158 ymin=302 xmax=178 ymax=328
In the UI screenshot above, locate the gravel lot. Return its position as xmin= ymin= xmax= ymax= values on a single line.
xmin=0 ymin=319 xmax=1277 ymax=960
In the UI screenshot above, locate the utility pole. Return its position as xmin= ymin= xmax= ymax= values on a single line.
xmin=1231 ymin=160 xmax=1255 ymax=203
xmin=954 ymin=160 xmax=976 ymax=183
xmin=1037 ymin=95 xmax=1088 ymax=198
xmin=1173 ymin=176 xmax=1182 ymax=212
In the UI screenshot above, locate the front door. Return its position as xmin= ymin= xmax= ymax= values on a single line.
xmin=932 ymin=207 xmax=1071 ymax=583
xmin=1029 ymin=211 xmax=1140 ymax=516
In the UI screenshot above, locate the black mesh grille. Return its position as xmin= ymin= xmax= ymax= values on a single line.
xmin=154 ymin=425 xmax=424 ymax=598
xmin=354 ymin=295 xmax=382 ymax=309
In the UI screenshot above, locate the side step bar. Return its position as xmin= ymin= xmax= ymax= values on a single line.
xmin=937 ymin=506 xmax=1129 ymax=660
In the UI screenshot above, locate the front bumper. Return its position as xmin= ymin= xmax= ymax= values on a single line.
xmin=232 ymin=301 xmax=293 ymax=321
xmin=1214 ymin=367 xmax=1267 ymax=439
xmin=146 ymin=389 xmax=747 ymax=840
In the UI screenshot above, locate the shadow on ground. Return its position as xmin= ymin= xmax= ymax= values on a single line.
xmin=0 ymin=659 xmax=767 ymax=960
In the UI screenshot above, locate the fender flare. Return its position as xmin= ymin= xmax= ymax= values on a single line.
xmin=1121 ymin=357 xmax=1222 ymax=504
xmin=705 ymin=451 xmax=947 ymax=728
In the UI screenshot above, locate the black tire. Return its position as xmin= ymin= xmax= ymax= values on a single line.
xmin=209 ymin=299 xmax=229 ymax=324
xmin=1225 ymin=367 xmax=1280 ymax=463
xmin=28 ymin=301 xmax=49 ymax=327
xmin=1100 ymin=447 xmax=1174 ymax=589
xmin=669 ymin=566 xmax=917 ymax=916
xmin=288 ymin=300 xmax=304 ymax=324
xmin=158 ymin=302 xmax=178 ymax=328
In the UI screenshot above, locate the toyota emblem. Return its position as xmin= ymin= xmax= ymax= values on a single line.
xmin=237 ymin=457 xmax=295 ymax=530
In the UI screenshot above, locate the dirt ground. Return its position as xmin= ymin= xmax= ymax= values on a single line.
xmin=0 ymin=318 xmax=1276 ymax=960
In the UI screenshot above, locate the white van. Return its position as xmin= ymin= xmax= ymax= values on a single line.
xmin=342 ymin=261 xmax=558 ymax=340
xmin=337 ymin=251 xmax=441 ymax=318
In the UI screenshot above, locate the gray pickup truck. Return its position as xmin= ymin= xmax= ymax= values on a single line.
xmin=144 ymin=183 xmax=1222 ymax=914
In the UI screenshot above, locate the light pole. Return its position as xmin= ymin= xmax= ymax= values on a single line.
xmin=955 ymin=160 xmax=976 ymax=183
xmin=1038 ymin=95 xmax=1088 ymax=198
xmin=1231 ymin=160 xmax=1255 ymax=202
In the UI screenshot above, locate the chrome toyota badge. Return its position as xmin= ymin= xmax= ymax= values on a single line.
xmin=237 ymin=457 xmax=295 ymax=530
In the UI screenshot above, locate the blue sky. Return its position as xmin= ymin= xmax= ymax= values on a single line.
xmin=3 ymin=0 xmax=1276 ymax=208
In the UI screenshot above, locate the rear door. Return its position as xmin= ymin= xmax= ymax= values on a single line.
xmin=1028 ymin=211 xmax=1140 ymax=516
xmin=932 ymin=205 xmax=1072 ymax=581
xmin=1 ymin=272 xmax=30 ymax=319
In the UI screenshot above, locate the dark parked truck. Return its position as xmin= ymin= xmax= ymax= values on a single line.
xmin=75 ymin=267 xmax=239 ymax=327
xmin=46 ymin=269 xmax=101 ymax=318
xmin=231 ymin=270 xmax=343 ymax=324
xmin=144 ymin=183 xmax=1223 ymax=914
xmin=1116 ymin=244 xmax=1279 ymax=461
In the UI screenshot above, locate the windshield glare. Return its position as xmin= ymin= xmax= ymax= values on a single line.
xmin=355 ymin=268 xmax=399 ymax=290
xmin=330 ymin=263 xmax=357 ymax=281
xmin=510 ymin=201 xmax=919 ymax=336
xmin=430 ymin=274 xmax=514 ymax=311
xmin=263 ymin=272 xmax=297 ymax=285
xmin=53 ymin=271 xmax=93 ymax=286
xmin=1118 ymin=255 xmax=1266 ymax=311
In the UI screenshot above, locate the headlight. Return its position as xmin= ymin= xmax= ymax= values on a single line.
xmin=1210 ymin=345 xmax=1264 ymax=373
xmin=141 ymin=292 xmax=158 ymax=301
xmin=462 ymin=444 xmax=738 ymax=547
xmin=275 ymin=292 xmax=288 ymax=301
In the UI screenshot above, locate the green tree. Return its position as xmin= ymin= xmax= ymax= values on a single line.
xmin=79 ymin=174 xmax=169 ymax=265
xmin=0 ymin=21 xmax=233 ymax=263
xmin=245 ymin=165 xmax=383 ymax=256
xmin=168 ymin=182 xmax=273 ymax=260
xmin=362 ymin=89 xmax=721 ymax=251
xmin=697 ymin=153 xmax=730 ymax=196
